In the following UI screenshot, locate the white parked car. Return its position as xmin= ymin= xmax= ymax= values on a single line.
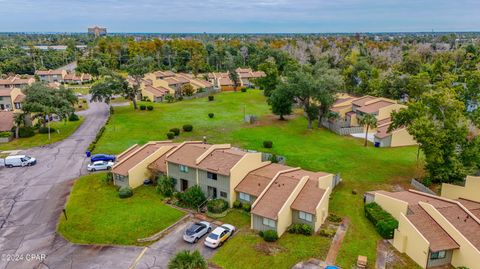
xmin=87 ymin=161 xmax=114 ymax=172
xmin=204 ymin=224 xmax=235 ymax=249
xmin=5 ymin=155 xmax=37 ymax=168
xmin=183 ymin=221 xmax=212 ymax=243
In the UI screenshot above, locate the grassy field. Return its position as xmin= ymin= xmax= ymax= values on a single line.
xmin=94 ymin=90 xmax=421 ymax=267
xmin=0 ymin=117 xmax=84 ymax=151
xmin=210 ymin=209 xmax=332 ymax=269
xmin=58 ymin=173 xmax=186 ymax=246
xmin=75 ymin=99 xmax=89 ymax=111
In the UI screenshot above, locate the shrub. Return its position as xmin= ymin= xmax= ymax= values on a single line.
xmin=260 ymin=230 xmax=278 ymax=242
xmin=0 ymin=131 xmax=12 ymax=137
xmin=288 ymin=224 xmax=313 ymax=236
xmin=319 ymin=228 xmax=336 ymax=238
xmin=82 ymin=99 xmax=87 ymax=103
xmin=147 ymin=105 xmax=154 ymax=111
xmin=269 ymin=154 xmax=279 ymax=163
xmin=18 ymin=127 xmax=35 ymax=138
xmin=38 ymin=127 xmax=56 ymax=134
xmin=118 ymin=186 xmax=133 ymax=198
xmin=242 ymin=203 xmax=251 ymax=212
xmin=156 ymin=176 xmax=176 ymax=197
xmin=166 ymin=132 xmax=175 ymax=139
xmin=208 ymin=113 xmax=214 ymax=118
xmin=263 ymin=140 xmax=273 ymax=148
xmin=170 ymin=128 xmax=180 ymax=136
xmin=422 ymin=178 xmax=432 ymax=187
xmin=327 ymin=213 xmax=342 ymax=223
xmin=140 ymin=105 xmax=146 ymax=110
xmin=208 ymin=95 xmax=214 ymax=101
xmin=177 ymin=96 xmax=184 ymax=101
xmin=165 ymin=94 xmax=174 ymax=103
xmin=233 ymin=200 xmax=242 ymax=209
xmin=177 ymin=185 xmax=206 ymax=209
xmin=207 ymin=199 xmax=229 ymax=214
xmin=110 ymin=106 xmax=114 ymax=114
xmin=365 ymin=202 xmax=398 ymax=239
xmin=69 ymin=113 xmax=80 ymax=121
xmin=168 ymin=250 xmax=207 ymax=269
xmin=183 ymin=124 xmax=193 ymax=132
xmin=102 ymin=172 xmax=113 ymax=185
xmin=240 ymin=87 xmax=247 ymax=92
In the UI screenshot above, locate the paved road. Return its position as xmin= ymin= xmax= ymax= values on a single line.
xmin=0 ymin=100 xmax=146 ymax=269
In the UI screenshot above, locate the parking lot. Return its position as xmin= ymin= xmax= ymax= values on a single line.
xmin=134 ymin=218 xmax=232 ymax=269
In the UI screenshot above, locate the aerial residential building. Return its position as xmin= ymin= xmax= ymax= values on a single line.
xmin=63 ymin=73 xmax=93 ymax=84
xmin=208 ymin=68 xmax=266 ymax=91
xmin=365 ymin=176 xmax=480 ymax=269
xmin=88 ymin=26 xmax=107 ymax=37
xmin=0 ymin=75 xmax=35 ymax=89
xmin=0 ymin=111 xmax=14 ymax=132
xmin=112 ymin=141 xmax=339 ymax=236
xmin=35 ymin=70 xmax=67 ymax=83
xmin=324 ymin=94 xmax=416 ymax=147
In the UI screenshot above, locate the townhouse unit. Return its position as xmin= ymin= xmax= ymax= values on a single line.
xmin=140 ymin=71 xmax=214 ymax=102
xmin=112 ymin=141 xmax=339 ymax=236
xmin=35 ymin=70 xmax=67 ymax=83
xmin=325 ymin=94 xmax=416 ymax=147
xmin=63 ymin=73 xmax=92 ymax=84
xmin=208 ymin=68 xmax=266 ymax=91
xmin=365 ymin=176 xmax=480 ymax=269
xmin=0 ymin=75 xmax=35 ymax=89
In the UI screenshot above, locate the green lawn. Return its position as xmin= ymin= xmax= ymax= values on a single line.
xmin=94 ymin=90 xmax=422 ymax=267
xmin=210 ymin=209 xmax=331 ymax=269
xmin=0 ymin=117 xmax=85 ymax=151
xmin=58 ymin=173 xmax=186 ymax=246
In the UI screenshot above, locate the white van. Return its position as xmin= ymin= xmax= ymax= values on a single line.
xmin=5 ymin=155 xmax=37 ymax=168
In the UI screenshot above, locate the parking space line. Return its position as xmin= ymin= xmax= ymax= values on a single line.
xmin=129 ymin=247 xmax=148 ymax=269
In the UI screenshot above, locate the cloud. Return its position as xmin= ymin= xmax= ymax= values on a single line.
xmin=0 ymin=0 xmax=478 ymax=32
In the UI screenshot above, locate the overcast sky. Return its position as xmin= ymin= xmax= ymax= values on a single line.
xmin=0 ymin=0 xmax=479 ymax=33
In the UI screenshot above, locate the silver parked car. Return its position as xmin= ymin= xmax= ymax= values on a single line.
xmin=87 ymin=161 xmax=114 ymax=172
xmin=183 ymin=221 xmax=212 ymax=243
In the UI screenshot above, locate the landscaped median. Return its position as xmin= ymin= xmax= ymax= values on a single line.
xmin=57 ymin=172 xmax=186 ymax=246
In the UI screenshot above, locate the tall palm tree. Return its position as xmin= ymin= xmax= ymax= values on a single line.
xmin=358 ymin=113 xmax=377 ymax=147
xmin=168 ymin=250 xmax=207 ymax=269
xmin=13 ymin=113 xmax=26 ymax=139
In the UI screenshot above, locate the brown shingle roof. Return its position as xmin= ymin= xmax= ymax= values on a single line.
xmin=148 ymin=144 xmax=180 ymax=173
xmin=196 ymin=148 xmax=246 ymax=176
xmin=251 ymin=171 xmax=303 ymax=220
xmin=291 ymin=179 xmax=327 ymax=215
xmin=0 ymin=89 xmax=12 ymax=96
xmin=457 ymin=198 xmax=480 ymax=219
xmin=356 ymin=100 xmax=395 ymax=114
xmin=235 ymin=163 xmax=291 ymax=197
xmin=117 ymin=145 xmax=140 ymax=162
xmin=145 ymin=85 xmax=169 ymax=97
xmin=352 ymin=96 xmax=377 ymax=107
xmin=166 ymin=143 xmax=212 ymax=168
xmin=13 ymin=93 xmax=25 ymax=103
xmin=0 ymin=111 xmax=14 ymax=131
xmin=407 ymin=205 xmax=459 ymax=252
xmin=376 ymin=190 xmax=480 ymax=251
xmin=112 ymin=142 xmax=174 ymax=176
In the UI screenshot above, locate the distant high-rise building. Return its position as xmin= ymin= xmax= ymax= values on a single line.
xmin=88 ymin=26 xmax=107 ymax=37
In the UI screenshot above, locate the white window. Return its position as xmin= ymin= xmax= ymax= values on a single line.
xmin=179 ymin=165 xmax=189 ymax=173
xmin=299 ymin=211 xmax=313 ymax=222
xmin=239 ymin=192 xmax=250 ymax=202
xmin=262 ymin=218 xmax=276 ymax=228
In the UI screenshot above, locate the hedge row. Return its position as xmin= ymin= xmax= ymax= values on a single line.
xmin=87 ymin=110 xmax=112 ymax=152
xmin=364 ymin=202 xmax=398 ymax=239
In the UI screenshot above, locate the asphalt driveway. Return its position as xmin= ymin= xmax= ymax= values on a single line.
xmin=0 ymin=99 xmax=147 ymax=269
xmin=134 ymin=219 xmax=219 ymax=269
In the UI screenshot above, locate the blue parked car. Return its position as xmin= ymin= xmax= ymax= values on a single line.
xmin=90 ymin=154 xmax=116 ymax=162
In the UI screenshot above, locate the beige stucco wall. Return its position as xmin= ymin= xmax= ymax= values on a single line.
xmin=317 ymin=174 xmax=334 ymax=190
xmin=128 ymin=145 xmax=175 ymax=188
xmin=141 ymin=88 xmax=155 ymax=101
xmin=276 ymin=176 xmax=309 ymax=236
xmin=392 ymin=213 xmax=430 ymax=268
xmin=441 ymin=176 xmax=480 ymax=203
xmin=390 ymin=128 xmax=417 ymax=147
xmin=314 ymin=187 xmax=331 ymax=232
xmin=419 ymin=202 xmax=480 ymax=269
xmin=229 ymin=154 xmax=265 ymax=206
xmin=374 ymin=193 xmax=409 ymax=220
